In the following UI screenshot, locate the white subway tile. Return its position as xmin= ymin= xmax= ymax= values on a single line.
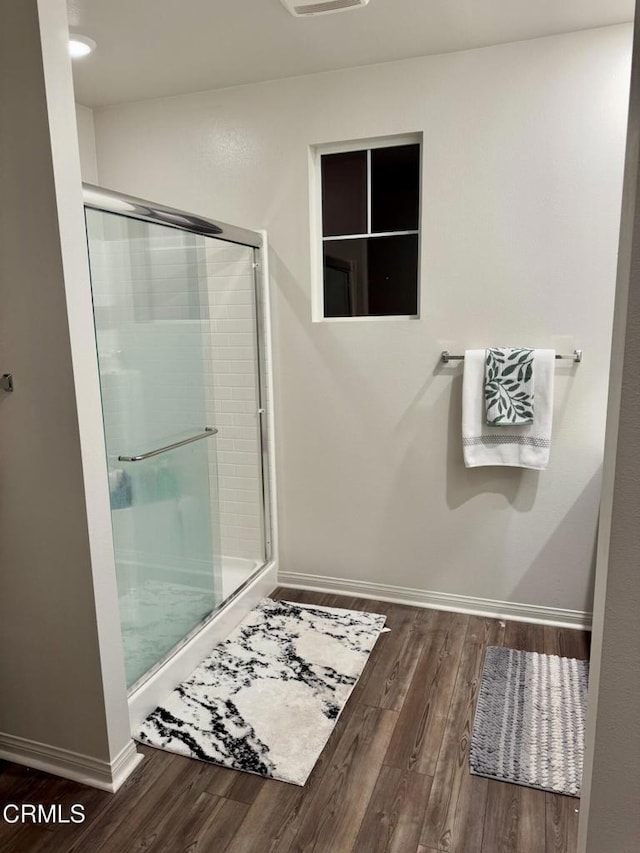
xmin=227 ymin=334 xmax=254 ymax=346
xmin=235 ymin=513 xmax=261 ymax=528
xmin=227 ymin=306 xmax=254 ymax=320
xmin=221 ymin=476 xmax=259 ymax=490
xmin=217 ymin=374 xmax=256 ymax=387
xmin=232 ymin=387 xmax=257 ymax=400
xmin=219 ymin=451 xmax=257 ymax=466
xmin=223 ymin=501 xmax=259 ymax=516
xmin=232 ymin=413 xmax=258 ymax=426
xmin=217 ymin=464 xmax=238 ymax=477
xmin=217 ymin=401 xmax=256 ymax=414
xmin=211 ymin=413 xmax=234 ymax=426
xmin=212 ymin=319 xmax=255 ymax=333
xmin=221 ymin=489 xmax=260 ymax=504
xmin=210 ymin=334 xmax=230 ymax=346
xmin=236 ymin=464 xmax=260 ymax=477
xmin=233 ymin=439 xmax=258 ymax=453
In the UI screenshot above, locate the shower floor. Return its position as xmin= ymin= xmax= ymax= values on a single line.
xmin=119 ymin=556 xmax=261 ymax=689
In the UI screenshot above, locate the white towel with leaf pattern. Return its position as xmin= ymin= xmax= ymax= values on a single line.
xmin=485 ymin=347 xmax=534 ymax=426
xmin=462 ymin=349 xmax=555 ymax=470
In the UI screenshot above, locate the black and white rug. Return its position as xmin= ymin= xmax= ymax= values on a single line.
xmin=137 ymin=598 xmax=386 ymax=785
xmin=470 ymin=646 xmax=589 ymax=797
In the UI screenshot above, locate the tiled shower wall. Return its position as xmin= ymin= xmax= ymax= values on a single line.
xmin=203 ymin=242 xmax=264 ymax=562
xmin=88 ymin=221 xmax=265 ymax=566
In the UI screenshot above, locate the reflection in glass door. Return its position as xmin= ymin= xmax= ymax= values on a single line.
xmin=85 ymin=209 xmax=224 ymax=689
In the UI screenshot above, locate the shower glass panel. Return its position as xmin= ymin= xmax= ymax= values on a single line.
xmin=85 ymin=208 xmax=242 ymax=689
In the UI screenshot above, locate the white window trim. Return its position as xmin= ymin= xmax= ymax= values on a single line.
xmin=309 ymin=132 xmax=422 ymax=324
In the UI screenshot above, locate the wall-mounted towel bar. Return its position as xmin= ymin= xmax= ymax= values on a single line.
xmin=441 ymin=349 xmax=582 ymax=364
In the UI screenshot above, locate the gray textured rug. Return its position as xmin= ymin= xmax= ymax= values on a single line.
xmin=136 ymin=598 xmax=386 ymax=785
xmin=470 ymin=646 xmax=589 ymax=797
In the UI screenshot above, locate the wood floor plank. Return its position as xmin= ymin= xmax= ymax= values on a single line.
xmin=202 ymin=764 xmax=244 ymax=798
xmin=384 ymin=611 xmax=469 ymax=776
xmin=317 ymin=594 xmax=362 ymax=610
xmin=9 ymin=778 xmax=113 ymax=853
xmin=0 ymin=819 xmax=50 ymax=853
xmin=543 ymin=626 xmax=590 ymax=661
xmin=81 ymin=754 xmax=207 ymax=853
xmin=351 ymin=765 xmax=433 ymax=853
xmin=142 ymin=790 xmax=221 ymax=853
xmin=118 ymin=782 xmax=249 ymax=853
xmin=420 ymin=616 xmax=504 ymax=852
xmin=225 ymin=771 xmax=265 ymax=805
xmin=448 ymin=776 xmax=489 ymax=853
xmin=184 ymin=795 xmax=249 ymax=853
xmin=272 ymin=588 xmax=331 ymax=606
xmin=62 ymin=748 xmax=169 ymax=852
xmin=103 ymin=757 xmax=217 ymax=853
xmin=517 ymin=787 xmax=547 ymax=853
xmin=481 ymin=780 xmax=545 ymax=853
xmin=1 ymin=756 xmax=155 ymax=853
xmin=0 ymin=777 xmax=63 ymax=853
xmin=481 ymin=781 xmax=520 ymax=853
xmin=0 ymin=770 xmax=78 ymax=852
xmin=503 ymin=620 xmax=546 ymax=654
xmin=287 ymin=704 xmax=399 ymax=853
xmin=0 ymin=762 xmax=42 ymax=799
xmin=224 ymin=780 xmax=304 ymax=853
xmin=545 ymin=792 xmax=580 ymax=853
xmin=350 ymin=628 xmax=393 ymax=700
xmin=357 ymin=604 xmax=422 ymax=710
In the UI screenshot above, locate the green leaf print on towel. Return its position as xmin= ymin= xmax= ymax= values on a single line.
xmin=484 ymin=348 xmax=534 ymax=426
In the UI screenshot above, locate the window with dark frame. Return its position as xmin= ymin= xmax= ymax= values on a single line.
xmin=320 ymin=142 xmax=420 ymax=318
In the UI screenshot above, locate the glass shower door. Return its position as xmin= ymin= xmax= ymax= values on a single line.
xmin=85 ymin=208 xmax=222 ymax=689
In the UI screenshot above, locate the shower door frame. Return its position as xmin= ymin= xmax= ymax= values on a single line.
xmin=83 ymin=183 xmax=273 ymax=691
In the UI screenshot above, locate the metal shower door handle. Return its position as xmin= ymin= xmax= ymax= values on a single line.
xmin=118 ymin=427 xmax=218 ymax=462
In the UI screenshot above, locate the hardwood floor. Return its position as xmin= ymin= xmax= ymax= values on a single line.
xmin=0 ymin=588 xmax=590 ymax=853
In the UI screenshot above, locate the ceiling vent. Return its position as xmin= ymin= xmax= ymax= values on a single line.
xmin=280 ymin=0 xmax=370 ymax=17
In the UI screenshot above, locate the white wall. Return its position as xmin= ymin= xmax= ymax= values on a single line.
xmin=76 ymin=103 xmax=99 ymax=183
xmin=92 ymin=25 xmax=632 ymax=619
xmin=0 ymin=0 xmax=137 ymax=789
xmin=578 ymin=13 xmax=640 ymax=851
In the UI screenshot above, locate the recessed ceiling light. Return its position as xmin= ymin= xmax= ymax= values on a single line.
xmin=69 ymin=34 xmax=96 ymax=59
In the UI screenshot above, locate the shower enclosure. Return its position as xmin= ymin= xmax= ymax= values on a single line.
xmin=83 ymin=185 xmax=270 ymax=692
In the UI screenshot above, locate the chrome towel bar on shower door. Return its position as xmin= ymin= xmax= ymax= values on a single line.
xmin=118 ymin=427 xmax=218 ymax=462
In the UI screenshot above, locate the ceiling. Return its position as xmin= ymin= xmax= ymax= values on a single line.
xmin=68 ymin=0 xmax=634 ymax=108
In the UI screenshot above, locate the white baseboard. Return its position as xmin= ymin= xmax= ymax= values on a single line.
xmin=278 ymin=571 xmax=592 ymax=629
xmin=128 ymin=560 xmax=278 ymax=731
xmin=110 ymin=741 xmax=145 ymax=792
xmin=0 ymin=732 xmax=143 ymax=793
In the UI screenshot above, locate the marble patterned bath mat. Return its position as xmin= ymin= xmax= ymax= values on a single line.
xmin=136 ymin=597 xmax=386 ymax=785
xmin=470 ymin=646 xmax=589 ymax=797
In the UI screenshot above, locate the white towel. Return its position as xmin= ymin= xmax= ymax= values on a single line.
xmin=462 ymin=349 xmax=555 ymax=469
